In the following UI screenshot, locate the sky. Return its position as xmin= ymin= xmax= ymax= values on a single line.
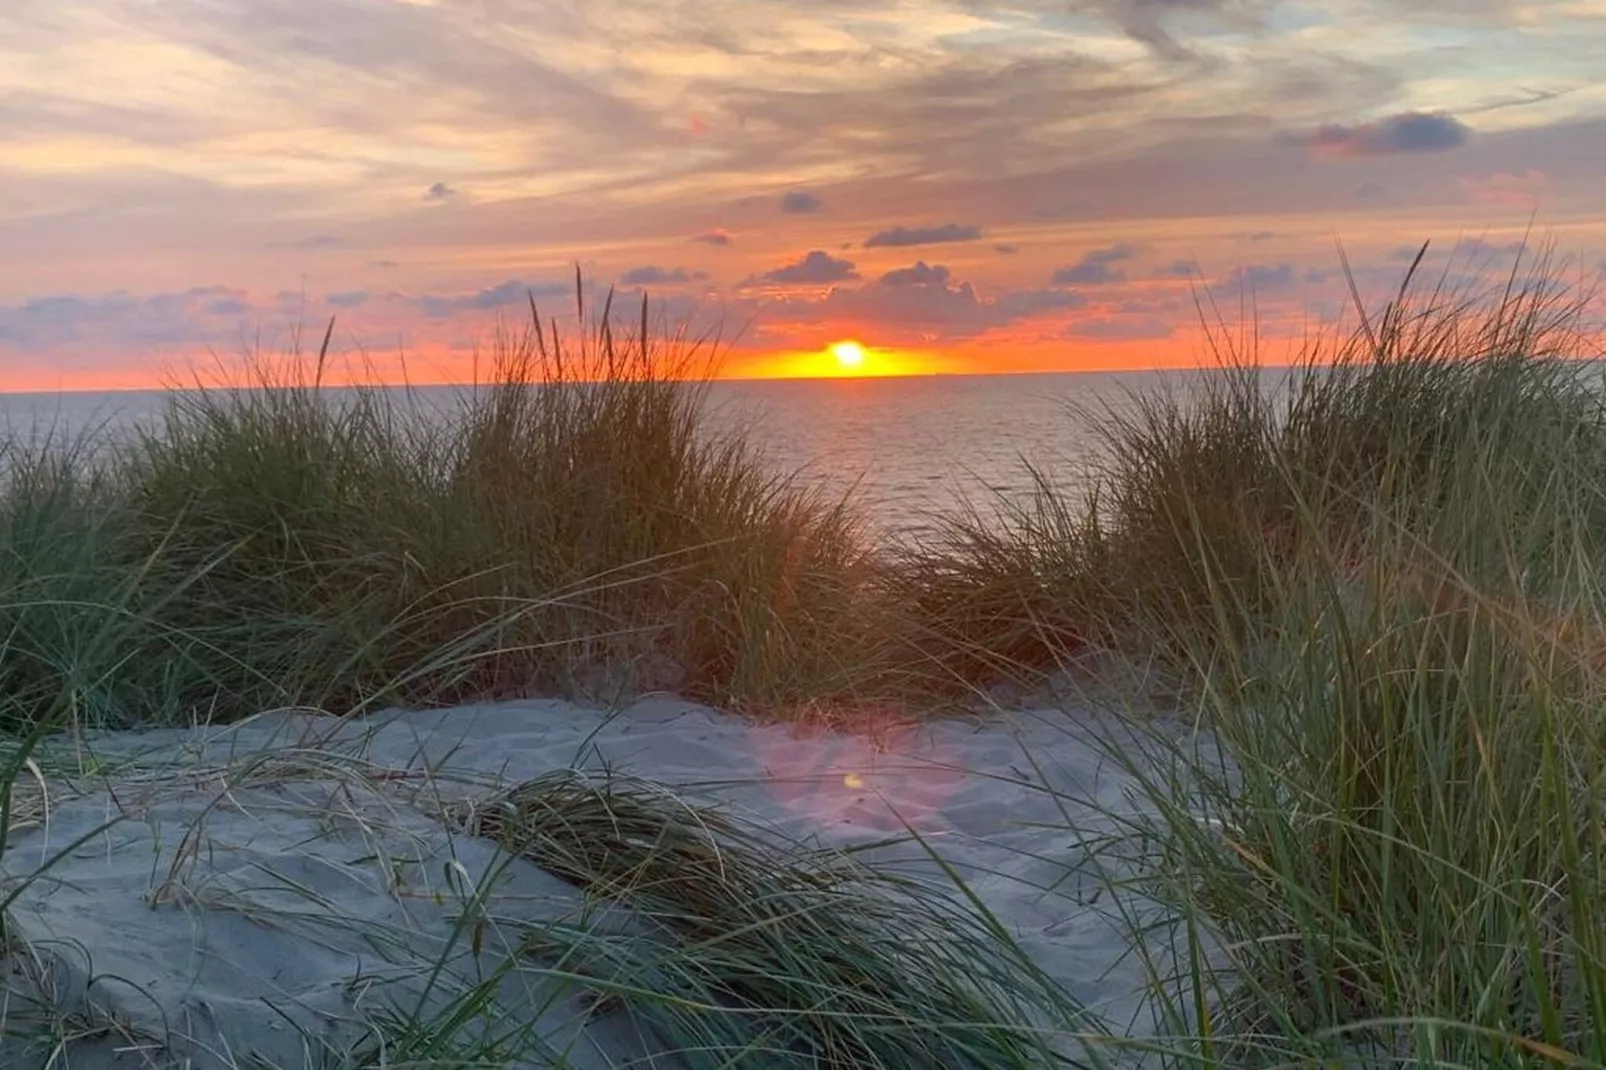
xmin=2 ymin=0 xmax=1605 ymax=389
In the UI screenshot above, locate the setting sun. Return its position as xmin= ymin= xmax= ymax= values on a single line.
xmin=830 ymin=340 xmax=867 ymax=370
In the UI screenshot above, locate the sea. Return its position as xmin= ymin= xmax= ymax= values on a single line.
xmin=0 ymin=371 xmax=1226 ymax=536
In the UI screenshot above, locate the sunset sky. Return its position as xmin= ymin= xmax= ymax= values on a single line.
xmin=3 ymin=0 xmax=1605 ymax=389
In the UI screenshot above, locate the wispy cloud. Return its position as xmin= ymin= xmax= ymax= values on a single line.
xmin=863 ymin=223 xmax=983 ymax=248
xmin=2 ymin=0 xmax=1604 ymax=376
xmin=268 ymin=234 xmax=343 ymax=250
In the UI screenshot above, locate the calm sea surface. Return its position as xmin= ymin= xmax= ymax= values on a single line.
xmin=0 ymin=371 xmax=1232 ymax=535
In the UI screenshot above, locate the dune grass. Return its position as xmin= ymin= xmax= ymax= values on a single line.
xmin=8 ymin=239 xmax=1606 ymax=1067
xmin=0 ymin=287 xmax=901 ymax=739
xmin=932 ymin=243 xmax=1606 ymax=1065
xmin=457 ymin=767 xmax=1100 ymax=1069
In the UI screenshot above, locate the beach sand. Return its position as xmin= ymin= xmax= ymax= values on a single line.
xmin=0 ymin=695 xmax=1183 ymax=1068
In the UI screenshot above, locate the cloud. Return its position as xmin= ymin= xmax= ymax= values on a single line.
xmin=1159 ymin=259 xmax=1197 ymax=278
xmin=619 ymin=265 xmax=708 ymax=286
xmin=425 ymin=182 xmax=458 ymax=201
xmin=690 ymin=229 xmax=732 ymax=246
xmin=780 ymin=191 xmax=822 ymax=214
xmin=1453 ymin=236 xmax=1528 ymax=260
xmin=325 ymin=290 xmax=370 ymax=308
xmin=368 ymin=259 xmax=400 ymax=269
xmin=1286 ymin=111 xmax=1471 ymax=157
xmin=0 ymin=286 xmax=257 ymax=349
xmin=413 ymin=278 xmax=569 ymax=317
xmin=863 ymin=223 xmax=983 ymax=248
xmin=879 ymin=261 xmax=953 ymax=287
xmin=1052 ymin=244 xmax=1140 ymax=286
xmin=749 ymin=250 xmax=858 ymax=285
xmin=1081 ymin=0 xmax=1273 ymax=61
xmin=1227 ymin=263 xmax=1298 ymax=289
xmin=1066 ymin=317 xmax=1174 ymax=341
xmin=1354 ymin=181 xmax=1388 ymax=200
xmin=268 ymin=233 xmax=342 ymax=250
xmin=1459 ymin=168 xmax=1550 ymax=206
xmin=766 ymin=261 xmax=1086 ymax=341
xmin=994 ymin=244 xmax=1019 ymax=255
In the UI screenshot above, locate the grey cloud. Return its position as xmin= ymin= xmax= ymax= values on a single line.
xmin=203 ymin=296 xmax=249 ymax=315
xmin=1052 ymin=244 xmax=1141 ymax=285
xmin=773 ymin=263 xmax=1086 ymax=341
xmin=1159 ymin=259 xmax=1197 ymax=278
xmin=0 ymin=286 xmax=257 ymax=349
xmin=1286 ymin=111 xmax=1471 ymax=156
xmin=1228 ymin=263 xmax=1298 ymax=289
xmin=425 ymin=182 xmax=458 ymax=201
xmin=1355 ymin=181 xmax=1388 ymax=199
xmin=268 ymin=234 xmax=342 ymax=250
xmin=326 ymin=290 xmax=371 ymax=308
xmin=780 ymin=191 xmax=822 ymax=214
xmin=863 ymin=223 xmax=983 ymax=248
xmin=619 ymin=265 xmax=708 ymax=285
xmin=751 ymin=250 xmax=858 ymax=285
xmin=690 ymin=230 xmax=732 ymax=246
xmin=1454 ymin=237 xmax=1528 ymax=260
xmin=879 ymin=261 xmax=951 ymax=287
xmin=1083 ymin=0 xmax=1275 ymax=61
xmin=414 ymin=278 xmax=569 ymax=317
xmin=994 ymin=244 xmax=1019 ymax=255
xmin=1065 ymin=317 xmax=1175 ymax=341
xmin=369 ymin=259 xmax=400 ymax=268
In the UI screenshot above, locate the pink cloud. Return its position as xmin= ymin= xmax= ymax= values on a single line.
xmin=1459 ymin=168 xmax=1551 ymax=207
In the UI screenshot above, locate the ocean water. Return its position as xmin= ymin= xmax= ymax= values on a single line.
xmin=0 ymin=371 xmax=1221 ymax=534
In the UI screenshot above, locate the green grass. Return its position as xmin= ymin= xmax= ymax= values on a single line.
xmin=0 ymin=286 xmax=903 ymax=737
xmin=455 ymin=767 xmax=1100 ymax=1069
xmin=6 ymin=239 xmax=1606 ymax=1067
xmin=936 ymin=240 xmax=1606 ymax=1065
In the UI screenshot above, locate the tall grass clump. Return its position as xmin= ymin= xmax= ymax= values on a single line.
xmin=0 ymin=284 xmax=896 ymax=736
xmin=1014 ymin=243 xmax=1606 ymax=1064
xmin=903 ymin=242 xmax=1602 ymax=677
xmin=464 ymin=768 xmax=1101 ymax=1068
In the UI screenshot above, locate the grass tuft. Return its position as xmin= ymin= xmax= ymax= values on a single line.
xmin=466 ymin=767 xmax=1101 ymax=1069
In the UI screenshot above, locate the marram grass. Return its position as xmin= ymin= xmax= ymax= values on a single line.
xmin=993 ymin=242 xmax=1606 ymax=1066
xmin=0 ymin=286 xmax=904 ymax=737
xmin=462 ymin=768 xmax=1103 ymax=1069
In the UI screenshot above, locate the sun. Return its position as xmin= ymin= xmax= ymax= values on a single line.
xmin=829 ymin=340 xmax=867 ymax=370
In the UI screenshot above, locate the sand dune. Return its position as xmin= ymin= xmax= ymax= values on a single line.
xmin=0 ymin=696 xmax=1183 ymax=1068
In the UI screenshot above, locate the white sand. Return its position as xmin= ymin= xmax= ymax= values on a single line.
xmin=0 ymin=695 xmax=1182 ymax=1068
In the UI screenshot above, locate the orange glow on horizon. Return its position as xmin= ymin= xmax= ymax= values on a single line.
xmin=729 ymin=341 xmax=961 ymax=380
xmin=0 ymin=329 xmax=1225 ymax=394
